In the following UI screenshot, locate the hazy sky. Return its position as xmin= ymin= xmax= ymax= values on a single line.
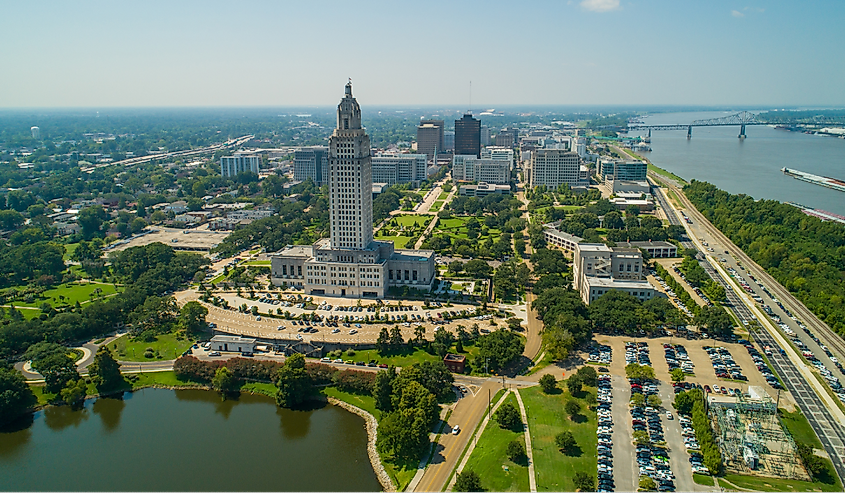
xmin=2 ymin=0 xmax=843 ymax=108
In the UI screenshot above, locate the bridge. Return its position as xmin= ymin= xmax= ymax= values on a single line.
xmin=628 ymin=111 xmax=845 ymax=139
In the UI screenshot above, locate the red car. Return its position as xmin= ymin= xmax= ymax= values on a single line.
xmin=704 ymin=385 xmax=712 ymax=393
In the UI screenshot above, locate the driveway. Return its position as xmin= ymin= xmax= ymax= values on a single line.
xmin=611 ymin=374 xmax=637 ymax=492
xmin=657 ymin=380 xmax=703 ymax=492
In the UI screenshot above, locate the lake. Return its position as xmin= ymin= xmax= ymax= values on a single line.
xmin=0 ymin=389 xmax=381 ymax=491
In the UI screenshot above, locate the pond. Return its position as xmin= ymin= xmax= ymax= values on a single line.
xmin=0 ymin=389 xmax=381 ymax=491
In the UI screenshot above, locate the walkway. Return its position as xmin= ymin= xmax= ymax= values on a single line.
xmin=513 ymin=388 xmax=537 ymax=492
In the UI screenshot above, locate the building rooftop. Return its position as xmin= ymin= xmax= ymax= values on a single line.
xmin=211 ymin=335 xmax=257 ymax=344
xmin=584 ymin=277 xmax=654 ymax=289
xmin=444 ymin=353 xmax=466 ymax=362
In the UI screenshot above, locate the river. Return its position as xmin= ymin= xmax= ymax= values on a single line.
xmin=0 ymin=389 xmax=381 ymax=492
xmin=630 ymin=111 xmax=845 ymax=217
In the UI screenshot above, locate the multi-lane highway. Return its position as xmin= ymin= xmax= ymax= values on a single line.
xmin=654 ymin=174 xmax=845 ymax=482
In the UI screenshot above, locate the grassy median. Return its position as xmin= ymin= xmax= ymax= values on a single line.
xmin=462 ymin=392 xmax=530 ymax=492
xmin=521 ymin=384 xmax=597 ymax=492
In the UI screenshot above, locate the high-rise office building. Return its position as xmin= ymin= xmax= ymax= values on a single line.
xmin=525 ymin=149 xmax=582 ymax=189
xmin=221 ymin=154 xmax=260 ymax=177
xmin=372 ymin=153 xmax=428 ymax=185
xmin=480 ymin=125 xmax=490 ymax=146
xmin=495 ymin=127 xmax=518 ymax=148
xmin=416 ymin=119 xmax=444 ymax=161
xmin=455 ymin=114 xmax=481 ymax=158
xmin=294 ymin=147 xmax=329 ymax=184
xmin=30 ymin=126 xmax=41 ymax=140
xmin=271 ymin=83 xmax=436 ymax=298
xmin=452 ymin=155 xmax=510 ymax=185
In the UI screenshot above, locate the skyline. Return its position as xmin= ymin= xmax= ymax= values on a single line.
xmin=1 ymin=0 xmax=844 ymax=108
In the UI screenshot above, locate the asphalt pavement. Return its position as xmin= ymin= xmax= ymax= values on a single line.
xmin=611 ymin=374 xmax=637 ymax=492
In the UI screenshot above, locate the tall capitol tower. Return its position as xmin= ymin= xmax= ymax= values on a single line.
xmin=329 ymin=81 xmax=373 ymax=250
xmin=269 ymin=81 xmax=436 ymax=299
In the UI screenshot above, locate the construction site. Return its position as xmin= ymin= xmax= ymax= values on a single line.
xmin=709 ymin=387 xmax=810 ymax=481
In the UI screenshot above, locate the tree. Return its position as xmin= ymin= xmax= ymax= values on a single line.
xmin=573 ymin=471 xmax=595 ymax=492
xmin=555 ymin=430 xmax=576 ymax=452
xmin=35 ymin=352 xmax=78 ymax=394
xmin=389 ymin=325 xmax=404 ymax=350
xmin=275 ymin=353 xmax=312 ymax=408
xmin=630 ymin=393 xmax=646 ymax=407
xmin=0 ymin=367 xmax=36 ymax=424
xmin=376 ymin=327 xmax=390 ymax=353
xmin=376 ymin=406 xmax=431 ymax=461
xmin=454 ymin=470 xmax=483 ymax=492
xmin=178 ymin=301 xmax=208 ymax=335
xmin=639 ymin=475 xmax=656 ymax=491
xmin=566 ymin=377 xmax=582 ymax=396
xmin=373 ymin=367 xmax=395 ymax=412
xmin=647 ymin=395 xmax=662 ymax=408
xmin=625 ymin=363 xmax=655 ymax=381
xmin=633 ymin=429 xmax=651 ymax=446
xmin=506 ymin=440 xmax=526 ymax=462
xmin=464 ymin=259 xmax=492 ymax=278
xmin=670 ymin=368 xmax=685 ymax=383
xmin=476 ymin=329 xmax=524 ymax=373
xmin=494 ymin=402 xmax=522 ymax=431
xmin=60 ymin=377 xmax=87 ymax=405
xmin=539 ymin=374 xmax=557 ymax=394
xmin=565 ymin=399 xmax=581 ymax=418
xmin=88 ymin=346 xmax=123 ymax=391
xmin=695 ymin=305 xmax=734 ymax=338
xmin=673 ymin=391 xmax=695 ymax=414
xmin=575 ymin=366 xmax=597 ymax=387
xmin=78 ymin=205 xmax=108 ymax=239
xmin=211 ymin=367 xmax=239 ymax=395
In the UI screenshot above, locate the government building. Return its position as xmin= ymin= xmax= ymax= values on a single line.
xmin=270 ymin=83 xmax=436 ymax=298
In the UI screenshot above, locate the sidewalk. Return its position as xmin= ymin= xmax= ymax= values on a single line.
xmin=513 ymin=388 xmax=537 ymax=492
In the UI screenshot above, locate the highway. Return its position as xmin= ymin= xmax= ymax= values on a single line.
xmin=655 ymin=174 xmax=845 ymax=482
xmin=80 ymin=135 xmax=254 ymax=173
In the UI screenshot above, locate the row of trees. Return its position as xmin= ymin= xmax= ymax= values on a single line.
xmin=673 ymin=388 xmax=721 ymax=475
xmin=685 ymin=180 xmax=845 ymax=335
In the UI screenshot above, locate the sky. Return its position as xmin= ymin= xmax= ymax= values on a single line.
xmin=1 ymin=0 xmax=843 ymax=108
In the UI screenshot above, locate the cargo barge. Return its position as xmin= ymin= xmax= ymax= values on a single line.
xmin=782 ymin=167 xmax=845 ymax=193
xmin=785 ymin=202 xmax=845 ymax=225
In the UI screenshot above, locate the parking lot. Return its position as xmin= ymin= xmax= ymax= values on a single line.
xmin=595 ymin=334 xmax=797 ymax=410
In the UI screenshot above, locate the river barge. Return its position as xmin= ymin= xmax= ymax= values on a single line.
xmin=782 ymin=167 xmax=845 ymax=193
xmin=785 ymin=202 xmax=845 ymax=225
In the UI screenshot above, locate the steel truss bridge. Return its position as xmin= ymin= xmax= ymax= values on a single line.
xmin=628 ymin=111 xmax=845 ymax=138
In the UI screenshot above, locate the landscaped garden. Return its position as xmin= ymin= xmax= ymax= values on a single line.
xmin=110 ymin=332 xmax=194 ymax=362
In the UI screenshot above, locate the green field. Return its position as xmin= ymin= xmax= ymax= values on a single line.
xmin=392 ymin=214 xmax=433 ymax=228
xmin=522 ymin=384 xmax=597 ymax=492
xmin=110 ymin=332 xmax=194 ymax=362
xmin=378 ymin=236 xmax=414 ymax=248
xmin=337 ymin=345 xmax=479 ymax=369
xmin=7 ymin=281 xmax=120 ymax=309
xmin=433 ymin=215 xmax=502 ymax=242
xmin=243 ymin=260 xmax=271 ymax=267
xmin=63 ymin=242 xmax=79 ymax=260
xmin=779 ymin=408 xmax=823 ymax=449
xmin=648 ymin=163 xmax=688 ymax=184
xmin=721 ymin=473 xmax=842 ymax=492
xmin=321 ymin=387 xmax=381 ymax=419
xmin=430 ymin=201 xmax=444 ymax=212
xmin=463 ymin=392 xmax=530 ymax=492
xmin=437 ymin=192 xmax=449 ymax=200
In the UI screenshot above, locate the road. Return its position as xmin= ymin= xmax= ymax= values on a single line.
xmin=80 ymin=135 xmax=253 ymax=173
xmin=658 ymin=176 xmax=845 ymax=483
xmin=414 ymin=379 xmax=503 ymax=492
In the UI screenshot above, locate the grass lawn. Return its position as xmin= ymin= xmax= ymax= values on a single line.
xmin=438 ymin=217 xmax=471 ymax=229
xmin=338 ymin=345 xmax=480 ymax=369
xmin=243 ymin=260 xmax=271 ymax=267
xmin=110 ymin=332 xmax=194 ymax=362
xmin=779 ymin=408 xmax=823 ymax=449
xmin=63 ymin=242 xmax=79 ymax=261
xmin=240 ymin=381 xmax=277 ymax=398
xmin=379 ymin=235 xmax=414 ymax=248
xmin=321 ymin=387 xmax=381 ymax=419
xmin=10 ymin=281 xmax=120 ymax=309
xmin=722 ymin=473 xmax=842 ymax=492
xmin=521 ymin=384 xmax=597 ymax=492
xmin=437 ymin=192 xmax=450 ymax=200
xmin=393 ymin=214 xmax=433 ymax=228
xmin=430 ymin=201 xmax=444 ymax=212
xmin=648 ymin=163 xmax=688 ymax=184
xmin=692 ymin=473 xmax=713 ymax=486
xmin=463 ymin=392 xmax=530 ymax=492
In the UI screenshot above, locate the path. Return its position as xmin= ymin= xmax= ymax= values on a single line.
xmin=513 ymin=388 xmax=537 ymax=492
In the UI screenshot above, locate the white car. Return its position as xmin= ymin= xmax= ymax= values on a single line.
xmin=452 ymin=425 xmax=460 ymax=435
xmin=666 ymin=411 xmax=673 ymax=420
xmin=349 ymin=329 xmax=358 ymax=335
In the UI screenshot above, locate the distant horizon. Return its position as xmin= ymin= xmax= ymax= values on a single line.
xmin=2 ymin=1 xmax=843 ymax=108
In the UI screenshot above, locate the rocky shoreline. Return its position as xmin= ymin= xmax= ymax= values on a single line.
xmin=327 ymin=397 xmax=396 ymax=492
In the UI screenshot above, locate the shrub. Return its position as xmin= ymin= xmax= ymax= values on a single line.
xmin=494 ymin=402 xmax=522 ymax=430
xmin=506 ymin=440 xmax=526 ymax=462
xmin=539 ymin=374 xmax=557 ymax=393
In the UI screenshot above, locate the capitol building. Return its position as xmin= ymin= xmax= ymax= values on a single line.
xmin=270 ymin=82 xmax=436 ymax=298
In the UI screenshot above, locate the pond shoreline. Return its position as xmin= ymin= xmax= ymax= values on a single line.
xmin=26 ymin=382 xmax=394 ymax=492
